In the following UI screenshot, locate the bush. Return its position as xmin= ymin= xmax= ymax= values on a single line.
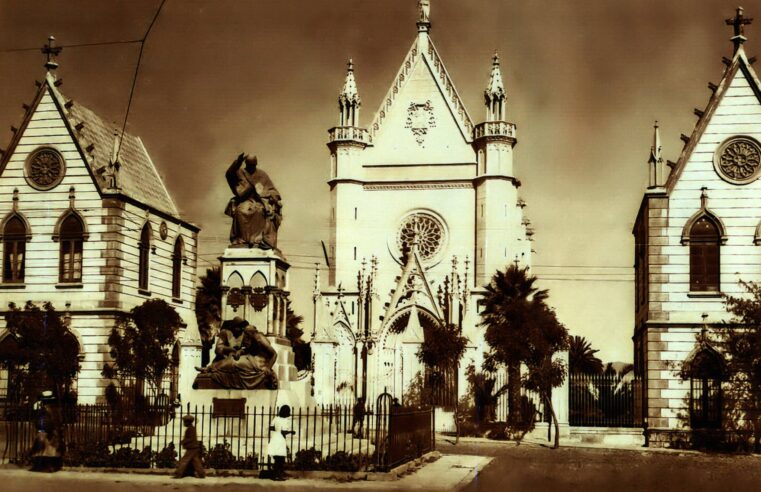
xmin=292 ymin=447 xmax=322 ymax=470
xmin=155 ymin=443 xmax=178 ymax=468
xmin=202 ymin=441 xmax=257 ymax=470
xmin=323 ymin=451 xmax=370 ymax=472
xmin=109 ymin=446 xmax=154 ymax=468
xmin=64 ymin=441 xmax=111 ymax=467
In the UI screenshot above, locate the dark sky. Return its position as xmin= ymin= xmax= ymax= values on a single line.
xmin=1 ymin=0 xmax=757 ymax=362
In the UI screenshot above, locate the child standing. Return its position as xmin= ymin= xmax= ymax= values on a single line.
xmin=174 ymin=415 xmax=205 ymax=479
xmin=268 ymin=405 xmax=294 ymax=481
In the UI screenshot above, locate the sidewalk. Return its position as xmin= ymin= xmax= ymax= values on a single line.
xmin=1 ymin=454 xmax=492 ymax=492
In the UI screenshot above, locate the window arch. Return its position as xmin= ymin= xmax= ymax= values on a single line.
xmin=688 ymin=348 xmax=724 ymax=429
xmin=2 ymin=214 xmax=29 ymax=283
xmin=138 ymin=223 xmax=152 ymax=291
xmin=689 ymin=216 xmax=721 ymax=292
xmin=171 ymin=236 xmax=184 ymax=299
xmin=59 ymin=213 xmax=85 ymax=283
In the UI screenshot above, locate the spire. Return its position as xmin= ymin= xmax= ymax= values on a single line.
xmin=726 ymin=6 xmax=753 ymax=54
xmin=417 ymin=0 xmax=431 ymax=33
xmin=484 ymin=53 xmax=506 ymax=121
xmin=648 ymin=121 xmax=664 ymax=189
xmin=41 ymin=35 xmax=62 ymax=77
xmin=338 ymin=59 xmax=361 ymax=127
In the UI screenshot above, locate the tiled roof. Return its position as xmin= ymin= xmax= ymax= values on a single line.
xmin=63 ymin=91 xmax=180 ymax=217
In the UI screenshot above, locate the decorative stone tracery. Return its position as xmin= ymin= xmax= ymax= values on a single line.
xmin=714 ymin=136 xmax=761 ymax=184
xmin=25 ymin=147 xmax=65 ymax=190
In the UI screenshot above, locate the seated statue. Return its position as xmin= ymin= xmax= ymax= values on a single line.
xmin=194 ymin=317 xmax=278 ymax=390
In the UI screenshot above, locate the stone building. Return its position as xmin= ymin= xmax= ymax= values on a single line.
xmin=0 ymin=40 xmax=201 ymax=405
xmin=310 ymin=3 xmax=554 ymax=420
xmin=633 ymin=9 xmax=761 ymax=445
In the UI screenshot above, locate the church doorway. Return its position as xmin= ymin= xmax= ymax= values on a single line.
xmin=379 ymin=306 xmax=457 ymax=408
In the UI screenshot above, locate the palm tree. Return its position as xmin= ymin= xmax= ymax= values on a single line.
xmin=480 ymin=264 xmax=548 ymax=427
xmin=569 ymin=336 xmax=603 ymax=375
xmin=194 ymin=266 xmax=221 ymax=367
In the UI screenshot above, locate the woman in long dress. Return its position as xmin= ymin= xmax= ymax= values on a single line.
xmin=268 ymin=405 xmax=294 ymax=481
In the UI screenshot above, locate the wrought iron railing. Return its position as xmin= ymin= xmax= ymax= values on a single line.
xmin=569 ymin=372 xmax=643 ymax=427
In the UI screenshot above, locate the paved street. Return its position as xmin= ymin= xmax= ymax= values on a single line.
xmin=0 ymin=453 xmax=489 ymax=492
xmin=438 ymin=438 xmax=761 ymax=492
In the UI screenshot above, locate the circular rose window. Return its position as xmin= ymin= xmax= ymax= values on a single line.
xmin=714 ymin=136 xmax=761 ymax=184
xmin=396 ymin=211 xmax=446 ymax=262
xmin=25 ymin=147 xmax=66 ymax=190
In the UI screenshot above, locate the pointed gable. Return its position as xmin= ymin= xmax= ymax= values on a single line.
xmin=0 ymin=75 xmax=181 ymax=219
xmin=667 ymin=48 xmax=761 ymax=193
xmin=364 ymin=35 xmax=476 ymax=166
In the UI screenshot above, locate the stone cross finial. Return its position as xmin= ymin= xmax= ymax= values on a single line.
xmin=417 ymin=0 xmax=431 ymax=32
xmin=726 ymin=6 xmax=753 ymax=53
xmin=42 ymin=35 xmax=62 ymax=75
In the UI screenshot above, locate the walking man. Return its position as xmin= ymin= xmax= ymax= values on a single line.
xmin=174 ymin=415 xmax=205 ymax=479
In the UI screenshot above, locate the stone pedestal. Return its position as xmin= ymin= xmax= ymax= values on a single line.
xmin=220 ymin=247 xmax=294 ymax=389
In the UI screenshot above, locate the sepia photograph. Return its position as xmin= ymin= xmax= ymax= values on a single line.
xmin=1 ymin=1 xmax=761 ymax=490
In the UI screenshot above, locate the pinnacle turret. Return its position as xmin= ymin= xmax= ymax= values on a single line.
xmin=484 ymin=53 xmax=506 ymax=121
xmin=648 ymin=121 xmax=665 ymax=189
xmin=338 ymin=59 xmax=361 ymax=127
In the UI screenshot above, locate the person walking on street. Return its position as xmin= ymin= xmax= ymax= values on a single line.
xmin=174 ymin=414 xmax=205 ymax=479
xmin=268 ymin=405 xmax=294 ymax=481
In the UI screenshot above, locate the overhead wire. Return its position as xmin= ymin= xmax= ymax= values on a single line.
xmin=115 ymin=0 xmax=167 ymax=161
xmin=0 ymin=39 xmax=144 ymax=53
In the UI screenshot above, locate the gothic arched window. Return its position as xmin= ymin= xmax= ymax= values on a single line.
xmin=171 ymin=237 xmax=184 ymax=299
xmin=689 ymin=217 xmax=720 ymax=292
xmin=59 ymin=214 xmax=84 ymax=283
xmin=3 ymin=215 xmax=27 ymax=283
xmin=138 ymin=224 xmax=151 ymax=291
xmin=689 ymin=349 xmax=723 ymax=429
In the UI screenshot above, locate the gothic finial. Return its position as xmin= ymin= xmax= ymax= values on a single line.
xmin=338 ymin=58 xmax=361 ymax=126
xmin=648 ymin=120 xmax=664 ymax=188
xmin=12 ymin=188 xmax=19 ymax=212
xmin=485 ymin=52 xmax=506 ymax=121
xmin=700 ymin=187 xmax=709 ymax=208
xmin=726 ymin=6 xmax=753 ymax=54
xmin=68 ymin=186 xmax=76 ymax=208
xmin=417 ymin=0 xmax=431 ymax=32
xmin=42 ymin=35 xmax=62 ymax=76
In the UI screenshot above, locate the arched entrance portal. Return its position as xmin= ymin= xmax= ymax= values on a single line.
xmin=376 ymin=306 xmax=457 ymax=408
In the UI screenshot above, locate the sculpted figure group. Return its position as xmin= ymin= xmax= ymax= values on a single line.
xmin=195 ymin=317 xmax=278 ymax=390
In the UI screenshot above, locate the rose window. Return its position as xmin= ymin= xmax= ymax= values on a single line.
xmin=25 ymin=147 xmax=65 ymax=190
xmin=716 ymin=137 xmax=761 ymax=183
xmin=396 ymin=212 xmax=445 ymax=261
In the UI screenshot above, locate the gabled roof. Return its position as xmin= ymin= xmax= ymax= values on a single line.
xmin=666 ymin=46 xmax=761 ymax=192
xmin=368 ymin=32 xmax=474 ymax=142
xmin=1 ymin=74 xmax=182 ymax=220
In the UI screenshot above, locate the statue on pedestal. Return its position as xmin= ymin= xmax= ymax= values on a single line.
xmin=225 ymin=153 xmax=282 ymax=249
xmin=194 ymin=317 xmax=278 ymax=390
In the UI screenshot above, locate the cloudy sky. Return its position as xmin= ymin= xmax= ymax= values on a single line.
xmin=1 ymin=0 xmax=758 ymax=362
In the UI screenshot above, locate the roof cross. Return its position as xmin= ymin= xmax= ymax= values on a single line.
xmin=726 ymin=7 xmax=753 ymax=53
xmin=41 ymin=35 xmax=62 ymax=75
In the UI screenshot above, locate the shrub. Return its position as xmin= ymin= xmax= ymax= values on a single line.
xmin=155 ymin=443 xmax=178 ymax=468
xmin=292 ymin=447 xmax=322 ymax=470
xmin=202 ymin=441 xmax=257 ymax=470
xmin=109 ymin=446 xmax=154 ymax=468
xmin=323 ymin=451 xmax=370 ymax=472
xmin=64 ymin=441 xmax=111 ymax=467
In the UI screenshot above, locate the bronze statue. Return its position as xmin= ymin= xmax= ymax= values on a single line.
xmin=225 ymin=153 xmax=282 ymax=249
xmin=194 ymin=317 xmax=278 ymax=390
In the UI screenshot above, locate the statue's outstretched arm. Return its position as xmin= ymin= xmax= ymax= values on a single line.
xmin=225 ymin=153 xmax=246 ymax=193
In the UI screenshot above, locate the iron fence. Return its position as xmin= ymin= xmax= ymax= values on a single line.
xmin=2 ymin=399 xmax=434 ymax=472
xmin=569 ymin=372 xmax=643 ymax=427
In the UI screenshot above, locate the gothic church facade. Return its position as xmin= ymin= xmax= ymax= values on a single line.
xmin=310 ymin=5 xmax=537 ymax=412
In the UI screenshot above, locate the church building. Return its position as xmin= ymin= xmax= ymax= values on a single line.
xmin=0 ymin=39 xmax=201 ymax=405
xmin=633 ymin=8 xmax=761 ymax=446
xmin=310 ymin=3 xmax=541 ymax=416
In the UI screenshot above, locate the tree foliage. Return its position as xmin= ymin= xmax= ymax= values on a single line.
xmin=480 ymin=264 xmax=548 ymax=426
xmin=286 ymin=299 xmax=312 ymax=371
xmin=2 ymin=301 xmax=80 ymax=402
xmin=103 ymin=299 xmax=181 ymax=399
xmin=704 ymin=280 xmax=761 ymax=451
xmin=194 ymin=266 xmax=221 ymax=366
xmin=569 ymin=335 xmax=603 ymax=375
xmin=521 ymin=304 xmax=569 ymax=449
